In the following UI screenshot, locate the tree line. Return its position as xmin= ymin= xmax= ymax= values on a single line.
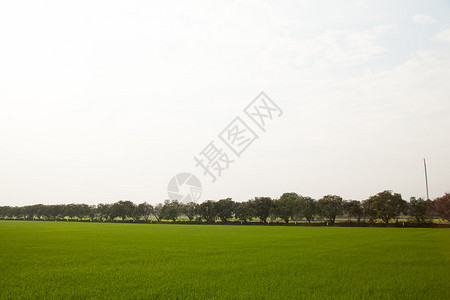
xmin=0 ymin=191 xmax=449 ymax=224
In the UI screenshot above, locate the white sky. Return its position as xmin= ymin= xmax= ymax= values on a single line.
xmin=1 ymin=0 xmax=449 ymax=206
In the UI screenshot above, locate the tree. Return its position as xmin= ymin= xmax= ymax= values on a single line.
xmin=0 ymin=206 xmax=14 ymax=219
xmin=97 ymin=203 xmax=112 ymax=221
xmin=87 ymin=205 xmax=96 ymax=221
xmin=76 ymin=204 xmax=93 ymax=221
xmin=45 ymin=205 xmax=64 ymax=220
xmin=234 ymin=201 xmax=256 ymax=223
xmin=362 ymin=198 xmax=377 ymax=223
xmin=198 ymin=200 xmax=217 ymax=223
xmin=23 ymin=205 xmax=42 ymax=220
xmin=343 ymin=200 xmax=364 ymax=223
xmin=136 ymin=202 xmax=154 ymax=221
xmin=252 ymin=197 xmax=274 ymax=223
xmin=317 ymin=195 xmax=343 ymax=224
xmin=63 ymin=204 xmax=77 ymax=220
xmin=159 ymin=200 xmax=182 ymax=222
xmin=215 ymin=198 xmax=235 ymax=223
xmin=298 ymin=196 xmax=316 ymax=223
xmin=409 ymin=197 xmax=431 ymax=223
xmin=110 ymin=200 xmax=136 ymax=221
xmin=434 ymin=193 xmax=450 ymax=222
xmin=153 ymin=203 xmax=163 ymax=221
xmin=274 ymin=193 xmax=299 ymax=223
xmin=183 ymin=202 xmax=199 ymax=221
xmin=366 ymin=190 xmax=407 ymax=224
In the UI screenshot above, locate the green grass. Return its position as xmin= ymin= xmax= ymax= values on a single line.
xmin=0 ymin=221 xmax=449 ymax=299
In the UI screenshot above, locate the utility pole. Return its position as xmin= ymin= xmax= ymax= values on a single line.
xmin=423 ymin=158 xmax=429 ymax=200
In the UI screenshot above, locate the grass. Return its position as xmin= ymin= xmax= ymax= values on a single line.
xmin=0 ymin=221 xmax=449 ymax=299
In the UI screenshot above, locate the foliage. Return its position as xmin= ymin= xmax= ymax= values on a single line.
xmin=234 ymin=202 xmax=255 ymax=223
xmin=183 ymin=202 xmax=199 ymax=221
xmin=159 ymin=200 xmax=182 ymax=222
xmin=434 ymin=193 xmax=450 ymax=222
xmin=198 ymin=200 xmax=217 ymax=223
xmin=274 ymin=193 xmax=299 ymax=223
xmin=136 ymin=202 xmax=154 ymax=221
xmin=366 ymin=190 xmax=407 ymax=224
xmin=215 ymin=198 xmax=235 ymax=223
xmin=343 ymin=200 xmax=364 ymax=222
xmin=251 ymin=197 xmax=274 ymax=223
xmin=1 ymin=191 xmax=449 ymax=224
xmin=298 ymin=196 xmax=316 ymax=223
xmin=409 ymin=197 xmax=431 ymax=223
xmin=317 ymin=195 xmax=343 ymax=224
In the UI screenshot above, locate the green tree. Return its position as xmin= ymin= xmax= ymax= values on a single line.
xmin=367 ymin=190 xmax=407 ymax=224
xmin=198 ymin=200 xmax=217 ymax=223
xmin=274 ymin=193 xmax=299 ymax=223
xmin=317 ymin=195 xmax=343 ymax=224
xmin=298 ymin=196 xmax=316 ymax=223
xmin=63 ymin=204 xmax=77 ymax=220
xmin=136 ymin=202 xmax=153 ymax=221
xmin=362 ymin=198 xmax=377 ymax=223
xmin=183 ymin=202 xmax=199 ymax=221
xmin=343 ymin=200 xmax=363 ymax=222
xmin=97 ymin=203 xmax=112 ymax=221
xmin=110 ymin=200 xmax=136 ymax=221
xmin=215 ymin=198 xmax=235 ymax=223
xmin=409 ymin=197 xmax=431 ymax=223
xmin=252 ymin=197 xmax=274 ymax=223
xmin=153 ymin=203 xmax=163 ymax=221
xmin=234 ymin=201 xmax=256 ymax=223
xmin=160 ymin=200 xmax=182 ymax=222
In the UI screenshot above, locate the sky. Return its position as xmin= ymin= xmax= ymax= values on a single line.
xmin=0 ymin=0 xmax=449 ymax=206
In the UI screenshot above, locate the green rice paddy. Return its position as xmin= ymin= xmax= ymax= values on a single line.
xmin=0 ymin=221 xmax=449 ymax=299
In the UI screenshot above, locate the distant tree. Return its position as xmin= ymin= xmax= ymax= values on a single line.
xmin=274 ymin=193 xmax=299 ymax=223
xmin=87 ymin=205 xmax=96 ymax=221
xmin=367 ymin=190 xmax=407 ymax=224
xmin=62 ymin=204 xmax=75 ymax=220
xmin=136 ymin=202 xmax=154 ymax=221
xmin=297 ymin=196 xmax=316 ymax=223
xmin=76 ymin=204 xmax=93 ymax=221
xmin=153 ymin=203 xmax=163 ymax=221
xmin=234 ymin=201 xmax=256 ymax=223
xmin=362 ymin=198 xmax=377 ymax=223
xmin=409 ymin=197 xmax=431 ymax=223
xmin=45 ymin=205 xmax=64 ymax=220
xmin=317 ymin=195 xmax=343 ymax=224
xmin=198 ymin=200 xmax=217 ymax=223
xmin=110 ymin=200 xmax=136 ymax=221
xmin=23 ymin=205 xmax=41 ymax=220
xmin=36 ymin=205 xmax=46 ymax=220
xmin=434 ymin=193 xmax=450 ymax=222
xmin=252 ymin=197 xmax=274 ymax=223
xmin=0 ymin=206 xmax=12 ymax=219
xmin=183 ymin=202 xmax=199 ymax=221
xmin=343 ymin=200 xmax=364 ymax=223
xmin=96 ymin=203 xmax=112 ymax=221
xmin=160 ymin=200 xmax=182 ymax=222
xmin=215 ymin=198 xmax=235 ymax=223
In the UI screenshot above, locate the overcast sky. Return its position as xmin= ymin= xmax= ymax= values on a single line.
xmin=1 ymin=0 xmax=449 ymax=206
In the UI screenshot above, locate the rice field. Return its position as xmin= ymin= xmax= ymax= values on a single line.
xmin=0 ymin=221 xmax=449 ymax=299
